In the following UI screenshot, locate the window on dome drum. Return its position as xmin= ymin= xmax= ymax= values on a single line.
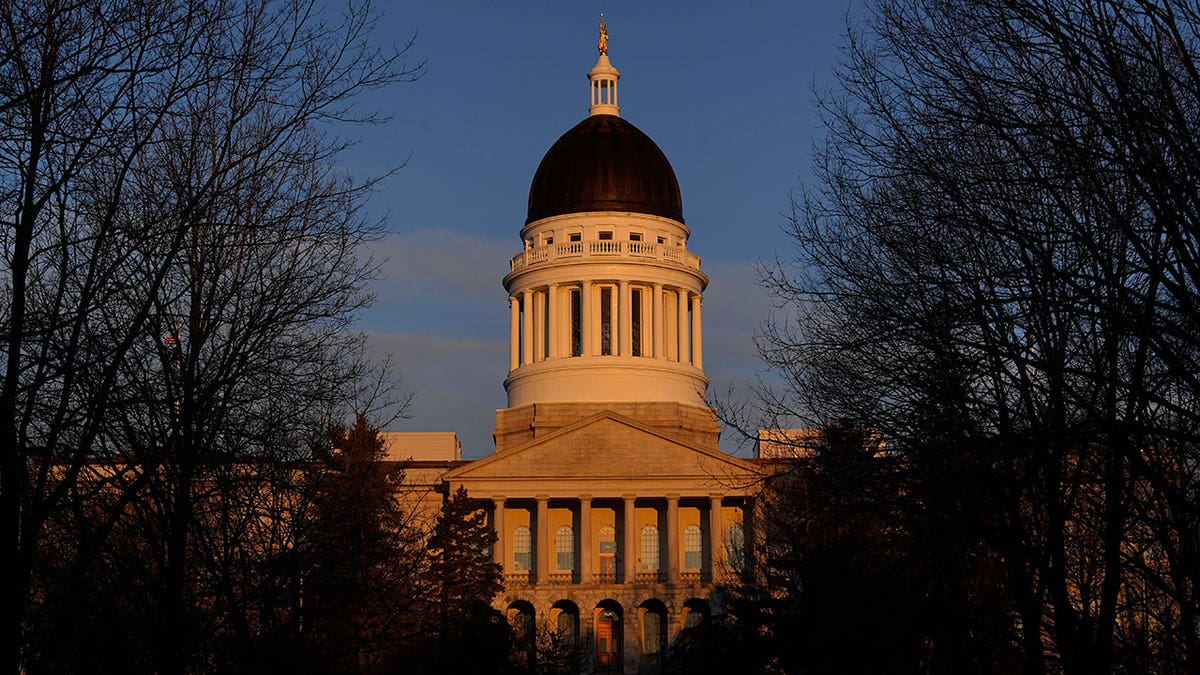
xmin=514 ymin=526 xmax=532 ymax=571
xmin=631 ymin=288 xmax=642 ymax=356
xmin=684 ymin=525 xmax=702 ymax=570
xmin=629 ymin=232 xmax=642 ymax=241
xmin=598 ymin=231 xmax=613 ymax=240
xmin=640 ymin=525 xmax=660 ymax=571
xmin=599 ymin=525 xmax=617 ymax=583
xmin=570 ymin=288 xmax=582 ymax=357
xmin=726 ymin=524 xmax=745 ymax=572
xmin=569 ymin=232 xmax=582 ymax=242
xmin=556 ymin=525 xmax=574 ymax=571
xmin=657 ymin=236 xmax=665 ymax=244
xmin=545 ymin=236 xmax=553 ymax=245
xmin=600 ymin=286 xmax=613 ymax=356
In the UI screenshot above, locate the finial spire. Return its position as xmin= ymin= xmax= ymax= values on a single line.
xmin=587 ymin=16 xmax=620 ymax=116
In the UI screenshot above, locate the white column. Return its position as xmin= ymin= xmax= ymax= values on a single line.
xmin=691 ymin=294 xmax=703 ymax=370
xmin=652 ymin=283 xmax=664 ymax=359
xmin=536 ymin=495 xmax=549 ymax=584
xmin=493 ymin=498 xmax=507 ymax=574
xmin=581 ymin=280 xmax=593 ymax=357
xmin=666 ymin=494 xmax=680 ymax=584
xmin=522 ymin=289 xmax=534 ymax=366
xmin=533 ymin=290 xmax=545 ymax=362
xmin=618 ymin=280 xmax=631 ymax=356
xmin=579 ymin=495 xmax=592 ymax=584
xmin=623 ymin=495 xmax=636 ymax=583
xmin=676 ymin=289 xmax=689 ymax=364
xmin=509 ymin=297 xmax=520 ymax=371
xmin=547 ymin=283 xmax=560 ymax=359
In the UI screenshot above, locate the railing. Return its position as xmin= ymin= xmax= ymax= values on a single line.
xmin=505 ymin=571 xmax=531 ymax=586
xmin=634 ymin=571 xmax=666 ymax=583
xmin=546 ymin=572 xmax=574 ymax=585
xmin=678 ymin=571 xmax=709 ymax=584
xmin=509 ymin=240 xmax=702 ymax=273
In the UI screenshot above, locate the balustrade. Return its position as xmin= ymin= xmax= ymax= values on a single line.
xmin=509 ymin=240 xmax=701 ymax=272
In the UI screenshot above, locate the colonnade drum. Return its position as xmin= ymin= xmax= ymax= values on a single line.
xmin=508 ymin=258 xmax=702 ymax=370
xmin=502 ymin=211 xmax=710 ymax=409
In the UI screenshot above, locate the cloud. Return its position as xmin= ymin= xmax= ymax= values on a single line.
xmin=363 ymin=228 xmax=514 ymax=337
xmin=367 ymin=330 xmax=508 ymax=459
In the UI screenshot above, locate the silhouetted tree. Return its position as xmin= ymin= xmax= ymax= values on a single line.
xmin=292 ymin=416 xmax=426 ymax=674
xmin=754 ymin=0 xmax=1200 ymax=672
xmin=411 ymin=486 xmax=509 ymax=674
xmin=2 ymin=2 xmax=420 ymax=673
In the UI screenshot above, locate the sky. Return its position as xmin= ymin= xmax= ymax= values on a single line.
xmin=345 ymin=2 xmax=857 ymax=458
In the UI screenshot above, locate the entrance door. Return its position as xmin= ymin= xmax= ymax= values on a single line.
xmin=596 ymin=610 xmax=621 ymax=670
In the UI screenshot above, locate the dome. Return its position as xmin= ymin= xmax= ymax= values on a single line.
xmin=526 ymin=114 xmax=684 ymax=225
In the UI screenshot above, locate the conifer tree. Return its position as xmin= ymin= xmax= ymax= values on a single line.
xmin=415 ymin=486 xmax=508 ymax=673
xmin=297 ymin=415 xmax=424 ymax=673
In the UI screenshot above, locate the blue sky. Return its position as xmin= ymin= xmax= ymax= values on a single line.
xmin=347 ymin=2 xmax=857 ymax=458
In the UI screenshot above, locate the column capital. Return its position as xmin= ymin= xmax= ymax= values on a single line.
xmin=535 ymin=494 xmax=550 ymax=503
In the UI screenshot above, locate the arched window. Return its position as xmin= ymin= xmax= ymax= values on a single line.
xmin=556 ymin=525 xmax=574 ymax=571
xmin=642 ymin=608 xmax=666 ymax=656
xmin=556 ymin=610 xmax=578 ymax=650
xmin=640 ymin=525 xmax=660 ymax=571
xmin=725 ymin=524 xmax=745 ymax=572
xmin=514 ymin=525 xmax=532 ymax=571
xmin=683 ymin=524 xmax=702 ymax=570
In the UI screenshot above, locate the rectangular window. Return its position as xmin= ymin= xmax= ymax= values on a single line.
xmin=600 ymin=286 xmax=613 ymax=356
xmin=570 ymin=288 xmax=582 ymax=357
xmin=657 ymin=236 xmax=666 ymax=244
xmin=569 ymin=232 xmax=582 ymax=242
xmin=631 ymin=288 xmax=642 ymax=357
xmin=598 ymin=231 xmax=613 ymax=240
xmin=545 ymin=236 xmax=554 ymax=245
xmin=629 ymin=232 xmax=642 ymax=241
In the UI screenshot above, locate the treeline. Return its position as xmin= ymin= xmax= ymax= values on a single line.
xmin=700 ymin=1 xmax=1200 ymax=673
xmin=31 ymin=416 xmax=509 ymax=674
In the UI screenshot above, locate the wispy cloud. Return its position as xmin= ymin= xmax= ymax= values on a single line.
xmin=367 ymin=329 xmax=508 ymax=459
xmin=360 ymin=228 xmax=781 ymax=458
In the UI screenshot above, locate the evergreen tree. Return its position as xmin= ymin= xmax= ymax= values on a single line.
xmin=413 ymin=486 xmax=509 ymax=674
xmin=296 ymin=415 xmax=425 ymax=673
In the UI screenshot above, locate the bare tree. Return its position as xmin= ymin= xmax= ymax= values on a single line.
xmin=755 ymin=1 xmax=1200 ymax=672
xmin=0 ymin=1 xmax=420 ymax=673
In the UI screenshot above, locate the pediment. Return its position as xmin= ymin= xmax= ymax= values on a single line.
xmin=446 ymin=411 xmax=761 ymax=490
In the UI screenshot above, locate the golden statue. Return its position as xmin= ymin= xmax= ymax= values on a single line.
xmin=598 ymin=15 xmax=609 ymax=55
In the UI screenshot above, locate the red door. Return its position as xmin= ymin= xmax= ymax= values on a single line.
xmin=596 ymin=611 xmax=620 ymax=668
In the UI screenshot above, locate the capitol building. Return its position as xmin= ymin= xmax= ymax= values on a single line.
xmin=390 ymin=25 xmax=771 ymax=673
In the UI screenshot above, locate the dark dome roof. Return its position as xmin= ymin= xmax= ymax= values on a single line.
xmin=526 ymin=114 xmax=683 ymax=225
